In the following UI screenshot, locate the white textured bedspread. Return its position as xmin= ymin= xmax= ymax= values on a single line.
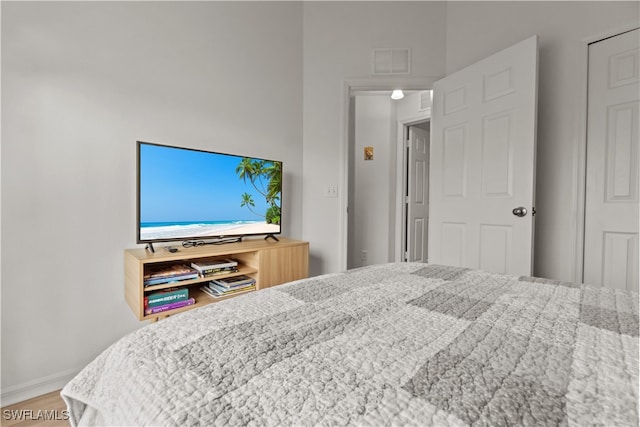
xmin=61 ymin=263 xmax=639 ymax=426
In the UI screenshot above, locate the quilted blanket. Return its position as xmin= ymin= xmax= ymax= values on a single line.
xmin=61 ymin=263 xmax=639 ymax=426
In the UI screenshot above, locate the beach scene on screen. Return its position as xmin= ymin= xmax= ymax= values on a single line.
xmin=139 ymin=144 xmax=281 ymax=241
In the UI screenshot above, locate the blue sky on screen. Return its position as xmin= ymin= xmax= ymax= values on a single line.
xmin=139 ymin=143 xmax=275 ymax=223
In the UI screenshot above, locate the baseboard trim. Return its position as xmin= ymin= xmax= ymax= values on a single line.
xmin=1 ymin=367 xmax=80 ymax=407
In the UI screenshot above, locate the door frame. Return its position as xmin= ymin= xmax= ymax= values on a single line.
xmin=573 ymin=23 xmax=640 ymax=284
xmin=339 ymin=78 xmax=437 ymax=271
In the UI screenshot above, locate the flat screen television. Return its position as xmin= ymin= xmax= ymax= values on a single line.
xmin=137 ymin=141 xmax=282 ymax=247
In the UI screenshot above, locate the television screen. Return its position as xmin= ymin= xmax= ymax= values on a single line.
xmin=137 ymin=141 xmax=282 ymax=244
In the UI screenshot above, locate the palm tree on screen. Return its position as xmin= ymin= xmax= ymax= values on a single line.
xmin=236 ymin=158 xmax=281 ymax=224
xmin=239 ymin=193 xmax=261 ymax=218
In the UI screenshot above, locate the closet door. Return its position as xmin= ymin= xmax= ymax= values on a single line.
xmin=583 ymin=29 xmax=639 ymax=292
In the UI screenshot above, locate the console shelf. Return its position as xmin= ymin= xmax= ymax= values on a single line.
xmin=125 ymin=237 xmax=309 ymax=321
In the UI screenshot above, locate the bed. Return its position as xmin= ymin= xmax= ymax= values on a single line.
xmin=61 ymin=263 xmax=639 ymax=426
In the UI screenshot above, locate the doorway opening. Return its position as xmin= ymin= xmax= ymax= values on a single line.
xmin=346 ymin=90 xmax=431 ymax=269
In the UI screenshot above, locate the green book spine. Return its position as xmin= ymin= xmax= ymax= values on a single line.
xmin=145 ymin=288 xmax=189 ymax=307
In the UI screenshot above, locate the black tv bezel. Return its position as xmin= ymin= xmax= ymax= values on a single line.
xmin=136 ymin=140 xmax=283 ymax=245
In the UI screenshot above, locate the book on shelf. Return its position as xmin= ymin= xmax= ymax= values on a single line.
xmin=143 ymin=264 xmax=199 ymax=286
xmin=144 ymin=297 xmax=195 ymax=315
xmin=201 ymin=285 xmax=255 ymax=299
xmin=207 ymin=281 xmax=255 ymax=294
xmin=191 ymin=257 xmax=238 ymax=273
xmin=144 ymin=274 xmax=199 ymax=287
xmin=144 ymin=288 xmax=189 ymax=308
xmin=210 ymin=274 xmax=256 ymax=289
xmin=198 ymin=266 xmax=239 ymax=277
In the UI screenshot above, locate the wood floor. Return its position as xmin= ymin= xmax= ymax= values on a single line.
xmin=1 ymin=390 xmax=68 ymax=427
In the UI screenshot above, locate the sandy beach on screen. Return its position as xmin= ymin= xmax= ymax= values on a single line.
xmin=193 ymin=222 xmax=280 ymax=237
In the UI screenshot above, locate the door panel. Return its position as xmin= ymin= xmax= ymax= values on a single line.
xmin=484 ymin=67 xmax=515 ymax=101
xmin=441 ymin=222 xmax=465 ymax=266
xmin=584 ymin=29 xmax=639 ymax=292
xmin=429 ymin=35 xmax=538 ymax=275
xmin=605 ymin=102 xmax=638 ymax=202
xmin=479 ymin=224 xmax=512 ymax=273
xmin=442 ymin=125 xmax=467 ymax=198
xmin=482 ymin=112 xmax=513 ymax=198
xmin=602 ymin=232 xmax=638 ymax=290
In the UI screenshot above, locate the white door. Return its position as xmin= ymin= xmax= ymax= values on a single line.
xmin=406 ymin=125 xmax=430 ymax=262
xmin=583 ymin=29 xmax=639 ymax=292
xmin=428 ymin=36 xmax=538 ymax=275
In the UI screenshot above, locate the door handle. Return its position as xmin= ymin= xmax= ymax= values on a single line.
xmin=512 ymin=207 xmax=527 ymax=217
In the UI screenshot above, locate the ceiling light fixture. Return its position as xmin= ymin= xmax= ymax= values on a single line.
xmin=390 ymin=89 xmax=404 ymax=100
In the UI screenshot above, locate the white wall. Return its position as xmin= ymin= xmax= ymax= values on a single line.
xmin=445 ymin=1 xmax=639 ymax=282
xmin=349 ymin=96 xmax=396 ymax=268
xmin=302 ymin=1 xmax=447 ymax=275
xmin=1 ymin=1 xmax=303 ymax=403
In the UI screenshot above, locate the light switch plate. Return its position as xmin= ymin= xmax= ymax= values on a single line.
xmin=324 ymin=185 xmax=338 ymax=197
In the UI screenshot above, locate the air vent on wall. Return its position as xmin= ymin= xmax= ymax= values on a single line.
xmin=371 ymin=48 xmax=411 ymax=75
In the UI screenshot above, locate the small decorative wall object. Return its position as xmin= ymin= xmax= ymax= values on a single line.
xmin=364 ymin=146 xmax=374 ymax=160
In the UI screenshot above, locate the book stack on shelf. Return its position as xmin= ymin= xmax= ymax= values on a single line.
xmin=143 ymin=264 xmax=199 ymax=287
xmin=191 ymin=257 xmax=239 ymax=277
xmin=144 ymin=288 xmax=195 ymax=315
xmin=201 ymin=275 xmax=256 ymax=299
